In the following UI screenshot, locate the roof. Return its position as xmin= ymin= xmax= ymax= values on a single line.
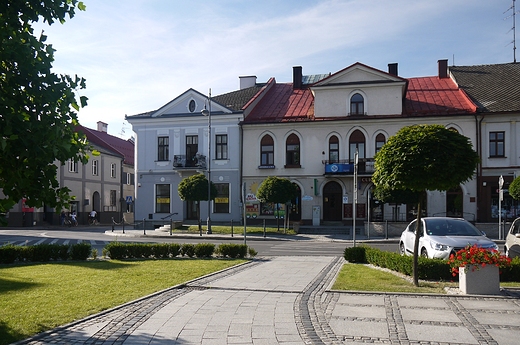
xmin=404 ymin=76 xmax=477 ymax=115
xmin=449 ymin=63 xmax=520 ymax=113
xmin=213 ymin=84 xmax=266 ymax=111
xmin=244 ymin=83 xmax=315 ymax=123
xmin=244 ymin=74 xmax=476 ymax=123
xmin=76 ymin=125 xmax=135 ymax=166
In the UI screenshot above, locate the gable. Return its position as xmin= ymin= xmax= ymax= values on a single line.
xmin=152 ymin=89 xmax=232 ymax=118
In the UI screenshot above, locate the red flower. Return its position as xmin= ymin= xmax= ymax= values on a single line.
xmin=447 ymin=244 xmax=511 ymax=275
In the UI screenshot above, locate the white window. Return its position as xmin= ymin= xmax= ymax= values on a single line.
xmin=68 ymin=160 xmax=78 ymax=173
xmin=111 ymin=163 xmax=116 ymax=178
xmin=92 ymin=160 xmax=98 ymax=176
xmin=126 ymin=173 xmax=131 ymax=185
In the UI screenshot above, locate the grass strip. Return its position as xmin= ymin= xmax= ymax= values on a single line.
xmin=0 ymin=259 xmax=245 ymax=345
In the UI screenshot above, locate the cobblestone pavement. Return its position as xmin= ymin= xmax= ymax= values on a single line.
xmin=16 ymin=256 xmax=520 ymax=345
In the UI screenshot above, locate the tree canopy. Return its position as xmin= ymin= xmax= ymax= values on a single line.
xmin=510 ymin=176 xmax=520 ymax=200
xmin=0 ymin=0 xmax=89 ymax=223
xmin=256 ymin=176 xmax=297 ymax=204
xmin=372 ymin=124 xmax=480 ymax=285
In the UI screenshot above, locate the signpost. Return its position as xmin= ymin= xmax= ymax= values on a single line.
xmin=499 ymin=175 xmax=504 ymax=240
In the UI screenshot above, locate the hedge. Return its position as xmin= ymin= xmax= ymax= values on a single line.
xmin=344 ymin=246 xmax=520 ymax=282
xmin=0 ymin=242 xmax=92 ymax=263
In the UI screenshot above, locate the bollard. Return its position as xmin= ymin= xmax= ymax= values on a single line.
xmin=170 ymin=219 xmax=173 ymax=236
xmin=385 ymin=220 xmax=388 ymax=239
xmin=231 ymin=219 xmax=234 ymax=237
xmin=111 ymin=217 xmax=114 ymax=232
xmin=263 ymin=219 xmax=266 ymax=238
xmin=143 ymin=218 xmax=146 ymax=235
xmin=122 ymin=219 xmax=125 ymax=234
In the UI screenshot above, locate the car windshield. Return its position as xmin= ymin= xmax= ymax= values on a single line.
xmin=424 ymin=219 xmax=482 ymax=237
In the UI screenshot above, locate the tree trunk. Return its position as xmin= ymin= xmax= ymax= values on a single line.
xmin=412 ymin=193 xmax=424 ymax=286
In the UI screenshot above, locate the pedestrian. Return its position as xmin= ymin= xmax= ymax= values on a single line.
xmin=60 ymin=210 xmax=66 ymax=226
xmin=71 ymin=211 xmax=78 ymax=226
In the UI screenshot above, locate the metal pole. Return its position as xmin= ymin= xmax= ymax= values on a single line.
xmin=263 ymin=219 xmax=266 ymax=238
xmin=499 ymin=175 xmax=504 ymax=240
xmin=207 ymin=89 xmax=212 ymax=234
xmin=111 ymin=217 xmax=114 ymax=232
xmin=243 ymin=182 xmax=247 ymax=245
xmin=353 ymin=150 xmax=358 ymax=246
xmin=170 ymin=219 xmax=173 ymax=236
xmin=231 ymin=219 xmax=234 ymax=237
xmin=367 ymin=189 xmax=370 ymax=240
xmin=122 ymin=217 xmax=125 ymax=234
xmin=143 ymin=218 xmax=146 ymax=235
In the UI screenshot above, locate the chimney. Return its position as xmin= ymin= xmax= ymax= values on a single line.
xmin=97 ymin=121 xmax=108 ymax=133
xmin=388 ymin=63 xmax=398 ymax=76
xmin=239 ymin=76 xmax=257 ymax=90
xmin=438 ymin=59 xmax=448 ymax=78
xmin=293 ymin=66 xmax=302 ymax=89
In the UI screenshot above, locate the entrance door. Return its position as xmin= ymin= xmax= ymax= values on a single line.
xmin=446 ymin=186 xmax=463 ymax=217
xmin=187 ymin=201 xmax=198 ymax=220
xmin=289 ymin=184 xmax=301 ymax=221
xmin=323 ymin=181 xmax=342 ymax=221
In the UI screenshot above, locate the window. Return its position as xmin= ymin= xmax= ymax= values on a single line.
xmin=186 ymin=135 xmax=198 ymax=167
xmin=188 ymin=99 xmax=196 ymax=112
xmin=260 ymin=135 xmax=274 ymax=167
xmin=285 ymin=133 xmax=300 ymax=167
xmin=123 ymin=172 xmax=134 ymax=185
xmin=329 ymin=136 xmax=339 ymax=162
xmin=155 ymin=184 xmax=170 ymax=213
xmin=110 ymin=190 xmax=117 ymax=206
xmin=68 ymin=160 xmax=78 ymax=173
xmin=215 ymin=134 xmax=228 ymax=160
xmin=489 ymin=131 xmax=505 ymax=157
xmin=349 ymin=130 xmax=366 ymax=159
xmin=158 ymin=136 xmax=169 ymax=161
xmin=214 ymin=183 xmax=229 ymax=213
xmin=375 ymin=133 xmax=386 ymax=154
xmin=350 ymin=93 xmax=364 ymax=115
xmin=92 ymin=160 xmax=98 ymax=176
xmin=110 ymin=163 xmax=116 ymax=178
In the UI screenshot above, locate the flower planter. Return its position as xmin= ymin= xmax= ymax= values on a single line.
xmin=459 ymin=264 xmax=500 ymax=295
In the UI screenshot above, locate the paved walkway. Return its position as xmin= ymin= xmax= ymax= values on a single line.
xmin=16 ymin=256 xmax=520 ymax=345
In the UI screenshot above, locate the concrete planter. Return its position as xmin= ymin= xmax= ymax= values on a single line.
xmin=459 ymin=264 xmax=500 ymax=295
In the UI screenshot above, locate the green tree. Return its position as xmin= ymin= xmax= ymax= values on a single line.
xmin=509 ymin=176 xmax=520 ymax=201
xmin=0 ymin=0 xmax=90 ymax=225
xmin=256 ymin=176 xmax=298 ymax=230
xmin=372 ymin=124 xmax=479 ymax=286
xmin=177 ymin=174 xmax=217 ymax=234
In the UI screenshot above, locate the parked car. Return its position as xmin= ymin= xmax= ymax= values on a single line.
xmin=399 ymin=217 xmax=498 ymax=259
xmin=505 ymin=217 xmax=520 ymax=258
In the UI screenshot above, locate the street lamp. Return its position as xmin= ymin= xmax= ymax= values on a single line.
xmin=202 ymin=89 xmax=212 ymax=234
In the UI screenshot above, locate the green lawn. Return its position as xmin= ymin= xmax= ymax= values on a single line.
xmin=0 ymin=259 xmax=245 ymax=345
xmin=181 ymin=225 xmax=297 ymax=235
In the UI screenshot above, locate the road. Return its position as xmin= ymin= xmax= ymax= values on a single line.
xmin=0 ymin=226 xmax=400 ymax=256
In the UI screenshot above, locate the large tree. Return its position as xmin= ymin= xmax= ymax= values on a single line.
xmin=177 ymin=174 xmax=217 ymax=234
xmin=509 ymin=176 xmax=520 ymax=201
xmin=372 ymin=124 xmax=480 ymax=286
xmin=256 ymin=176 xmax=298 ymax=231
xmin=0 ymin=0 xmax=90 ymax=224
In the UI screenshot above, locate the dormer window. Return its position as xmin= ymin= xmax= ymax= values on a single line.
xmin=350 ymin=93 xmax=364 ymax=115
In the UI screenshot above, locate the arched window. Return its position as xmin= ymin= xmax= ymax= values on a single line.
xmin=285 ymin=133 xmax=300 ymax=167
xmin=349 ymin=130 xmax=365 ymax=159
xmin=260 ymin=135 xmax=274 ymax=167
xmin=350 ymin=93 xmax=364 ymax=115
xmin=329 ymin=136 xmax=339 ymax=162
xmin=375 ymin=133 xmax=386 ymax=154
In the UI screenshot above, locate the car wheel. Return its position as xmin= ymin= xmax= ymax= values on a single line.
xmin=420 ymin=248 xmax=428 ymax=258
xmin=399 ymin=242 xmax=405 ymax=255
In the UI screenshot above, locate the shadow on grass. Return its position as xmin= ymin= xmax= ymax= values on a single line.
xmin=0 ymin=321 xmax=24 ymax=345
xmin=0 ymin=277 xmax=40 ymax=293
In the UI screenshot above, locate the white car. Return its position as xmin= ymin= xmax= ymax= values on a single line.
xmin=399 ymin=217 xmax=498 ymax=259
xmin=505 ymin=217 xmax=520 ymax=258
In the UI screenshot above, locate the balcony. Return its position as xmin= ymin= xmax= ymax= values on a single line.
xmin=173 ymin=154 xmax=207 ymax=169
xmin=323 ymin=158 xmax=375 ymax=175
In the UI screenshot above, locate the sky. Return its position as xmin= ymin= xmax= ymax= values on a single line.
xmin=35 ymin=0 xmax=517 ymax=139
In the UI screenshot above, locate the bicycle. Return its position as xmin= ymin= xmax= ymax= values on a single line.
xmin=88 ymin=217 xmax=98 ymax=225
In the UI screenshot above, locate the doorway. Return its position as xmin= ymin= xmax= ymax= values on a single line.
xmin=323 ymin=181 xmax=342 ymax=221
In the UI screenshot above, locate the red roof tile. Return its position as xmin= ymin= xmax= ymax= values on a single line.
xmin=76 ymin=125 xmax=135 ymax=166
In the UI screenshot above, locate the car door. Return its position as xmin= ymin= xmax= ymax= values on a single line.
xmin=507 ymin=218 xmax=520 ymax=258
xmin=404 ymin=219 xmax=418 ymax=254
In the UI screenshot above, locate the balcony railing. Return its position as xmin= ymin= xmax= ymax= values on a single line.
xmin=323 ymin=158 xmax=375 ymax=175
xmin=173 ymin=154 xmax=207 ymax=169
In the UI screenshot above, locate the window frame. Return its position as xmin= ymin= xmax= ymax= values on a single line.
xmin=68 ymin=160 xmax=78 ymax=173
xmin=260 ymin=135 xmax=274 ymax=167
xmin=350 ymin=93 xmax=364 ymax=115
xmin=489 ymin=131 xmax=505 ymax=157
xmin=215 ymin=134 xmax=228 ymax=160
xmin=92 ymin=160 xmax=98 ymax=176
xmin=157 ymin=136 xmax=169 ymax=161
xmin=349 ymin=130 xmax=366 ymax=159
xmin=110 ymin=190 xmax=117 ymax=206
xmin=110 ymin=163 xmax=117 ymax=178
xmin=328 ymin=136 xmax=339 ymax=163
xmin=155 ymin=184 xmax=170 ymax=213
xmin=375 ymin=133 xmax=386 ymax=154
xmin=285 ymin=133 xmax=301 ymax=168
xmin=214 ymin=183 xmax=230 ymax=213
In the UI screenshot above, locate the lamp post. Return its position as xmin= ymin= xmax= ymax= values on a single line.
xmin=202 ymin=89 xmax=212 ymax=234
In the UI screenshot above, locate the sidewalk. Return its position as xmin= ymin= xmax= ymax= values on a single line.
xmin=17 ymin=256 xmax=520 ymax=345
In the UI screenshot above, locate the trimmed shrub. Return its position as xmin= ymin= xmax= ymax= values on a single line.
xmin=150 ymin=243 xmax=170 ymax=258
xmin=70 ymin=242 xmax=92 ymax=261
xmin=501 ymin=257 xmax=520 ymax=282
xmin=344 ymin=246 xmax=367 ymax=263
xmin=217 ymin=244 xmax=248 ymax=258
xmin=169 ymin=243 xmax=181 ymax=257
xmin=194 ymin=243 xmax=215 ymax=258
xmin=181 ymin=243 xmax=195 ymax=257
xmin=0 ymin=244 xmax=19 ymax=264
